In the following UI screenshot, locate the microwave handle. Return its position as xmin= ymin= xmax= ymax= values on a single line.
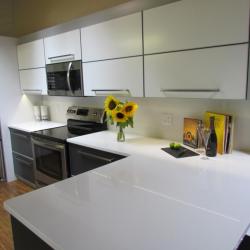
xmin=67 ymin=62 xmax=73 ymax=93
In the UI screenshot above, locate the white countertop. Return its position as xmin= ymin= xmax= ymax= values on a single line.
xmin=8 ymin=121 xmax=66 ymax=132
xmin=5 ymin=131 xmax=250 ymax=250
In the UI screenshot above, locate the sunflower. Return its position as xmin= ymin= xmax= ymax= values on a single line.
xmin=104 ymin=96 xmax=119 ymax=114
xmin=111 ymin=109 xmax=128 ymax=123
xmin=122 ymin=102 xmax=138 ymax=117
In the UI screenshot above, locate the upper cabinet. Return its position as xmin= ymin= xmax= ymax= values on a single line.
xmin=17 ymin=39 xmax=47 ymax=95
xmin=81 ymin=13 xmax=142 ymax=62
xmin=83 ymin=57 xmax=143 ymax=97
xmin=19 ymin=68 xmax=47 ymax=95
xmin=145 ymin=44 xmax=248 ymax=99
xmin=144 ymin=0 xmax=250 ymax=54
xmin=17 ymin=39 xmax=45 ymax=69
xmin=44 ymin=29 xmax=81 ymax=64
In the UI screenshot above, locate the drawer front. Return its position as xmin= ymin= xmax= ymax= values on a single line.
xmin=13 ymin=153 xmax=35 ymax=184
xmin=10 ymin=129 xmax=33 ymax=158
xmin=69 ymin=144 xmax=125 ymax=176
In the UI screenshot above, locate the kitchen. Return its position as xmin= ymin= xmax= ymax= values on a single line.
xmin=1 ymin=0 xmax=250 ymax=249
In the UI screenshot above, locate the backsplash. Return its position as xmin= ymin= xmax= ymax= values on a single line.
xmin=42 ymin=96 xmax=250 ymax=152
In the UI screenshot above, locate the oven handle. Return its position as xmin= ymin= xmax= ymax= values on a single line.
xmin=67 ymin=62 xmax=73 ymax=93
xmin=31 ymin=137 xmax=65 ymax=150
xmin=78 ymin=151 xmax=114 ymax=163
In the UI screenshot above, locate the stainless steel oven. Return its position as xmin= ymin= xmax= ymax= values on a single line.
xmin=46 ymin=60 xmax=83 ymax=96
xmin=31 ymin=137 xmax=68 ymax=187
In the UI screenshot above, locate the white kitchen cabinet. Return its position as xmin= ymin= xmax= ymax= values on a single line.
xmin=83 ymin=57 xmax=143 ymax=97
xmin=19 ymin=68 xmax=47 ymax=95
xmin=17 ymin=39 xmax=45 ymax=69
xmin=145 ymin=44 xmax=248 ymax=99
xmin=81 ymin=13 xmax=142 ymax=62
xmin=44 ymin=29 xmax=81 ymax=64
xmin=144 ymin=0 xmax=250 ymax=54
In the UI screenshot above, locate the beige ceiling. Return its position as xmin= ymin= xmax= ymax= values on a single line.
xmin=0 ymin=0 xmax=130 ymax=37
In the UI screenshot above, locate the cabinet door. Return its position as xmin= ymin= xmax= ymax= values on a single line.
xmin=13 ymin=153 xmax=35 ymax=186
xmin=83 ymin=57 xmax=143 ymax=97
xmin=82 ymin=13 xmax=142 ymax=61
xmin=144 ymin=0 xmax=250 ymax=54
xmin=19 ymin=68 xmax=47 ymax=95
xmin=10 ymin=129 xmax=33 ymax=158
xmin=145 ymin=44 xmax=248 ymax=99
xmin=69 ymin=144 xmax=125 ymax=176
xmin=17 ymin=39 xmax=45 ymax=69
xmin=44 ymin=29 xmax=81 ymax=64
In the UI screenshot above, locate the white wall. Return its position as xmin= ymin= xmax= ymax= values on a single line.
xmin=0 ymin=36 xmax=41 ymax=181
xmin=43 ymin=96 xmax=250 ymax=152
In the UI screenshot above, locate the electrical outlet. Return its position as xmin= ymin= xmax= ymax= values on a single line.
xmin=161 ymin=113 xmax=173 ymax=126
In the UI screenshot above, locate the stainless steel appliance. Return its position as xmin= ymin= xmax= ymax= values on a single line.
xmin=0 ymin=125 xmax=6 ymax=181
xmin=46 ymin=60 xmax=83 ymax=96
xmin=31 ymin=107 xmax=107 ymax=187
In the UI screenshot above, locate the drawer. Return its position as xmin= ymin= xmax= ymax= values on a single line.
xmin=69 ymin=144 xmax=126 ymax=176
xmin=10 ymin=129 xmax=33 ymax=158
xmin=13 ymin=153 xmax=35 ymax=185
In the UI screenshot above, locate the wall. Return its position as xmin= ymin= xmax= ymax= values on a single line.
xmin=43 ymin=96 xmax=250 ymax=152
xmin=0 ymin=36 xmax=41 ymax=181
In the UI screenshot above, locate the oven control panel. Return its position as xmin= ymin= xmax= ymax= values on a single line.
xmin=67 ymin=106 xmax=105 ymax=123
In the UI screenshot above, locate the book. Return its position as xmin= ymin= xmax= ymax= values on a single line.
xmin=204 ymin=111 xmax=234 ymax=154
xmin=183 ymin=118 xmax=201 ymax=148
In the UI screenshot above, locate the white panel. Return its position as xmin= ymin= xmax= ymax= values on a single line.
xmin=44 ymin=29 xmax=81 ymax=64
xmin=144 ymin=0 xmax=250 ymax=54
xmin=83 ymin=57 xmax=143 ymax=97
xmin=17 ymin=39 xmax=45 ymax=69
xmin=82 ymin=13 xmax=142 ymax=61
xmin=145 ymin=44 xmax=248 ymax=99
xmin=19 ymin=68 xmax=47 ymax=95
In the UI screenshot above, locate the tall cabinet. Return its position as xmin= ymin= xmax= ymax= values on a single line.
xmin=143 ymin=0 xmax=250 ymax=99
xmin=17 ymin=39 xmax=47 ymax=95
xmin=81 ymin=13 xmax=144 ymax=97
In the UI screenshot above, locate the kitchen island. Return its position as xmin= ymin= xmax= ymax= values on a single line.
xmin=4 ymin=131 xmax=250 ymax=250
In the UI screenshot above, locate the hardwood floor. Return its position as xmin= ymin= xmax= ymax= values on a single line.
xmin=0 ymin=180 xmax=33 ymax=250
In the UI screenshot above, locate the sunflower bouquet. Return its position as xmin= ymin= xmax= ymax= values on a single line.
xmin=104 ymin=96 xmax=138 ymax=142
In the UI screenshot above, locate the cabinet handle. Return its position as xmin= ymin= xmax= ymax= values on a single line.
xmin=14 ymin=156 xmax=31 ymax=166
xmin=22 ymin=89 xmax=42 ymax=95
xmin=78 ymin=151 xmax=114 ymax=163
xmin=48 ymin=54 xmax=74 ymax=59
xmin=160 ymin=88 xmax=220 ymax=93
xmin=12 ymin=132 xmax=28 ymax=140
xmin=92 ymin=89 xmax=131 ymax=96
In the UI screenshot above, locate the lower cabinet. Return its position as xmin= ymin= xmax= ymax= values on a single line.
xmin=145 ymin=44 xmax=248 ymax=99
xmin=69 ymin=143 xmax=126 ymax=176
xmin=11 ymin=216 xmax=53 ymax=250
xmin=9 ymin=129 xmax=36 ymax=187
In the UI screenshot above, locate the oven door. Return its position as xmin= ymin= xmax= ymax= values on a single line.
xmin=31 ymin=137 xmax=68 ymax=187
xmin=46 ymin=60 xmax=83 ymax=97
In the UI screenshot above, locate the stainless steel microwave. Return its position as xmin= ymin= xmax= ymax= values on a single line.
xmin=46 ymin=60 xmax=83 ymax=96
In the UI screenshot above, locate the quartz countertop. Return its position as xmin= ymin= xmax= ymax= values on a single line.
xmin=8 ymin=121 xmax=66 ymax=132
xmin=4 ymin=131 xmax=250 ymax=250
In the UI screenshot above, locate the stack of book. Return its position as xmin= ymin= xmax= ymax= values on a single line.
xmin=204 ymin=111 xmax=234 ymax=154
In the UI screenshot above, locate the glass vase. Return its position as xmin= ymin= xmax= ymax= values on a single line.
xmin=117 ymin=127 xmax=125 ymax=142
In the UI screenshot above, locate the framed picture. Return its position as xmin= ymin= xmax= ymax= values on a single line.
xmin=183 ymin=118 xmax=201 ymax=148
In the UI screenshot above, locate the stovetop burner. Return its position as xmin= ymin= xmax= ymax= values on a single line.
xmin=31 ymin=107 xmax=107 ymax=143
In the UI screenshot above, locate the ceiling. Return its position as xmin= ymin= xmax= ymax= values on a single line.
xmin=0 ymin=0 xmax=130 ymax=37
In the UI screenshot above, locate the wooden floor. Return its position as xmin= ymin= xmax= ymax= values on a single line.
xmin=0 ymin=180 xmax=32 ymax=250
